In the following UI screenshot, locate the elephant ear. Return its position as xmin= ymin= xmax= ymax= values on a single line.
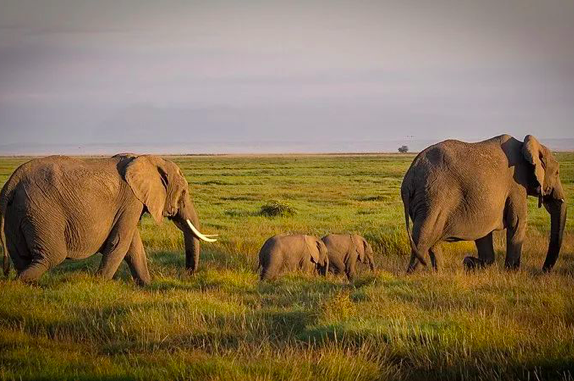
xmin=363 ymin=239 xmax=373 ymax=256
xmin=351 ymin=235 xmax=365 ymax=262
xmin=305 ymin=237 xmax=320 ymax=263
xmin=316 ymin=240 xmax=328 ymax=263
xmin=522 ymin=135 xmax=546 ymax=199
xmin=124 ymin=156 xmax=167 ymax=224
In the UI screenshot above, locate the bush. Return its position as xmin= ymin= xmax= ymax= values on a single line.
xmin=398 ymin=145 xmax=409 ymax=153
xmin=259 ymin=200 xmax=296 ymax=217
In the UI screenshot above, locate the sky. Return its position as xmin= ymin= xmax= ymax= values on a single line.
xmin=0 ymin=0 xmax=573 ymax=154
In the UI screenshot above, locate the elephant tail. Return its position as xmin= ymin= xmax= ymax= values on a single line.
xmin=0 ymin=212 xmax=8 ymax=276
xmin=0 ymin=163 xmax=27 ymax=277
xmin=402 ymin=189 xmax=427 ymax=267
xmin=0 ymin=186 xmax=11 ymax=276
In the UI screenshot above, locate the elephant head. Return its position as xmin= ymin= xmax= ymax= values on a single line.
xmin=122 ymin=155 xmax=216 ymax=273
xmin=522 ymin=135 xmax=567 ymax=271
xmin=307 ymin=237 xmax=329 ymax=275
xmin=352 ymin=235 xmax=375 ymax=271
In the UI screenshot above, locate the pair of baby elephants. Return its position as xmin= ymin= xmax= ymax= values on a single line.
xmin=0 ymin=134 xmax=567 ymax=285
xmin=258 ymin=234 xmax=375 ymax=281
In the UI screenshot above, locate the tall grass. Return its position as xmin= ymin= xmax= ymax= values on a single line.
xmin=0 ymin=153 xmax=573 ymax=380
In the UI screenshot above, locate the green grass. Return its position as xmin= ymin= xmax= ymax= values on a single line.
xmin=1 ymin=153 xmax=573 ymax=381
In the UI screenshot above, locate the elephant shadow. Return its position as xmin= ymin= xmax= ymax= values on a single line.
xmin=150 ymin=248 xmax=256 ymax=272
xmin=48 ymin=247 xmax=252 ymax=282
xmin=51 ymin=256 xmax=102 ymax=275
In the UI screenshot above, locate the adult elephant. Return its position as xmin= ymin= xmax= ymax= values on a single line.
xmin=0 ymin=154 xmax=216 ymax=284
xmin=401 ymin=134 xmax=566 ymax=272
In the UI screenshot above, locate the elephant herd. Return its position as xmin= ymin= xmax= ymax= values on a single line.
xmin=0 ymin=134 xmax=567 ymax=285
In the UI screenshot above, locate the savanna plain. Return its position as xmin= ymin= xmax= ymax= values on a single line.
xmin=0 ymin=153 xmax=573 ymax=381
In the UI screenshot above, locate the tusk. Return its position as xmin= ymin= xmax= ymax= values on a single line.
xmin=203 ymin=234 xmax=219 ymax=237
xmin=560 ymin=199 xmax=565 ymax=203
xmin=186 ymin=219 xmax=217 ymax=242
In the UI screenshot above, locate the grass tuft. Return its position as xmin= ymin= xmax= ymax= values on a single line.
xmin=259 ymin=200 xmax=297 ymax=217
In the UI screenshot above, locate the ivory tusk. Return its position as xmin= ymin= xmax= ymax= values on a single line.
xmin=186 ymin=219 xmax=217 ymax=242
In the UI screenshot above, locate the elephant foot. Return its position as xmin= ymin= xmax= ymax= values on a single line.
xmin=463 ymin=256 xmax=486 ymax=271
xmin=504 ymin=262 xmax=520 ymax=271
xmin=134 ymin=276 xmax=151 ymax=287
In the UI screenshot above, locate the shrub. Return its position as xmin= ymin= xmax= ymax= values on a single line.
xmin=259 ymin=200 xmax=296 ymax=217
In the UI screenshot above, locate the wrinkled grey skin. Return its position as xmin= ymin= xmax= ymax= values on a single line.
xmin=258 ymin=234 xmax=329 ymax=281
xmin=321 ymin=234 xmax=375 ymax=281
xmin=0 ymin=154 xmax=213 ymax=284
xmin=401 ymin=134 xmax=566 ymax=272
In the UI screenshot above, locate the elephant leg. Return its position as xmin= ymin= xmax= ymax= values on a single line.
xmin=4 ymin=213 xmax=32 ymax=275
xmin=505 ymin=205 xmax=527 ymax=270
xmin=345 ymin=268 xmax=356 ymax=281
xmin=302 ymin=259 xmax=315 ymax=274
xmin=260 ymin=264 xmax=280 ymax=280
xmin=123 ymin=230 xmax=151 ymax=286
xmin=97 ymin=208 xmax=142 ymax=280
xmin=17 ymin=224 xmax=66 ymax=282
xmin=17 ymin=259 xmax=53 ymax=282
xmin=97 ymin=230 xmax=136 ymax=280
xmin=5 ymin=228 xmax=32 ymax=274
xmin=329 ymin=256 xmax=345 ymax=275
xmin=477 ymin=233 xmax=495 ymax=265
xmin=407 ymin=214 xmax=443 ymax=273
xmin=429 ymin=244 xmax=442 ymax=271
xmin=17 ymin=246 xmax=65 ymax=282
xmin=464 ymin=233 xmax=495 ymax=270
xmin=7 ymin=241 xmax=31 ymax=274
xmin=345 ymin=255 xmax=358 ymax=281
xmin=406 ymin=253 xmax=421 ymax=273
xmin=260 ymin=253 xmax=283 ymax=281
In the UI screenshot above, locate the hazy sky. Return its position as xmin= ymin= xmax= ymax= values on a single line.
xmin=1 ymin=0 xmax=573 ymax=153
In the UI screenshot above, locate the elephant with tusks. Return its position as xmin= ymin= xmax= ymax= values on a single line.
xmin=0 ymin=154 xmax=217 ymax=285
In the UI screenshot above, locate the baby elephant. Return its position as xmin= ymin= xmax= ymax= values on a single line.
xmin=258 ymin=234 xmax=329 ymax=281
xmin=321 ymin=234 xmax=375 ymax=280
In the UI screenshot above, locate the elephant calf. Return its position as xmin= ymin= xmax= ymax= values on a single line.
xmin=321 ymin=234 xmax=375 ymax=281
xmin=258 ymin=234 xmax=329 ymax=281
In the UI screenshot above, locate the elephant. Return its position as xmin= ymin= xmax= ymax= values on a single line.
xmin=401 ymin=134 xmax=566 ymax=272
xmin=258 ymin=234 xmax=329 ymax=281
xmin=321 ymin=234 xmax=375 ymax=280
xmin=0 ymin=154 xmax=217 ymax=284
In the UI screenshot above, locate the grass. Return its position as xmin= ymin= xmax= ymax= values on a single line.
xmin=0 ymin=152 xmax=573 ymax=381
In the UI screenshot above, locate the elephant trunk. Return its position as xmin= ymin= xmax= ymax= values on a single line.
xmin=365 ymin=244 xmax=375 ymax=271
xmin=368 ymin=255 xmax=375 ymax=272
xmin=183 ymin=205 xmax=202 ymax=274
xmin=173 ymin=201 xmax=216 ymax=274
xmin=318 ymin=259 xmax=329 ymax=276
xmin=542 ymin=197 xmax=567 ymax=272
